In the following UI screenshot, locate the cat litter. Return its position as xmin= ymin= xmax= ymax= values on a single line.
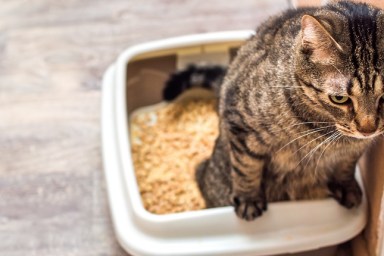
xmin=130 ymin=98 xmax=218 ymax=214
xmin=102 ymin=31 xmax=367 ymax=256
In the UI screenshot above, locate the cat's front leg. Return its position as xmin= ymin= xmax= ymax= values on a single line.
xmin=328 ymin=160 xmax=362 ymax=208
xmin=228 ymin=136 xmax=268 ymax=221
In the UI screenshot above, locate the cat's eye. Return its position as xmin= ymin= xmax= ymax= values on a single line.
xmin=329 ymin=95 xmax=350 ymax=105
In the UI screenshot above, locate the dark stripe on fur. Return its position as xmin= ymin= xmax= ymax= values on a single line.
xmin=356 ymin=75 xmax=364 ymax=90
xmin=317 ymin=98 xmax=346 ymax=117
xmin=229 ymin=140 xmax=243 ymax=154
xmin=223 ymin=109 xmax=257 ymax=135
xmin=339 ymin=1 xmax=377 ymax=92
xmin=231 ymin=143 xmax=265 ymax=164
xmin=232 ymin=166 xmax=246 ymax=177
xmin=225 ymin=86 xmax=240 ymax=108
xmin=226 ymin=52 xmax=268 ymax=112
xmin=259 ymin=120 xmax=276 ymax=137
xmin=231 ymin=134 xmax=267 ymax=160
xmin=244 ymin=145 xmax=267 ymax=160
xmin=227 ymin=120 xmax=250 ymax=135
xmin=326 ymin=5 xmax=348 ymax=18
xmin=225 ymin=106 xmax=267 ymax=145
xmin=230 ymin=141 xmax=250 ymax=167
xmin=346 ymin=80 xmax=353 ymax=95
xmin=372 ymin=9 xmax=379 ymax=71
xmin=297 ymin=85 xmax=320 ymax=107
xmin=341 ymin=4 xmax=360 ymax=73
xmin=295 ymin=74 xmax=323 ymax=93
xmin=284 ymin=90 xmax=318 ymax=131
xmin=252 ymin=129 xmax=267 ymax=146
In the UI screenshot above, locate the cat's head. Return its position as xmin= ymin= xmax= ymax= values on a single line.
xmin=294 ymin=1 xmax=384 ymax=139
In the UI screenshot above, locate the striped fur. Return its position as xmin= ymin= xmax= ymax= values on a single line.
xmin=165 ymin=1 xmax=384 ymax=221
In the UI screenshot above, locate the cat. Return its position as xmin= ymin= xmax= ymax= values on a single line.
xmin=163 ymin=1 xmax=384 ymax=221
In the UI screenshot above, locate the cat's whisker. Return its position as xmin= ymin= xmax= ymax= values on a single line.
xmin=276 ymin=126 xmax=333 ymax=152
xmin=313 ymin=132 xmax=342 ymax=175
xmin=288 ymin=122 xmax=333 ymax=128
xmin=293 ymin=129 xmax=335 ymax=153
xmin=293 ymin=130 xmax=336 ymax=166
xmin=296 ymin=125 xmax=334 ymax=134
xmin=330 ymin=64 xmax=346 ymax=78
xmin=274 ymin=123 xmax=314 ymax=137
xmin=269 ymin=86 xmax=302 ymax=88
xmin=263 ymin=113 xmax=328 ymax=135
xmin=302 ymin=131 xmax=338 ymax=170
xmin=284 ymin=122 xmax=333 ymax=135
xmin=289 ymin=125 xmax=334 ymax=141
xmin=299 ymin=132 xmax=338 ymax=172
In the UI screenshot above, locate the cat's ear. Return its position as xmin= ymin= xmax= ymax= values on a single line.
xmin=300 ymin=15 xmax=343 ymax=64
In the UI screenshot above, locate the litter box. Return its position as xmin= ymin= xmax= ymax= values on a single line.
xmin=101 ymin=30 xmax=367 ymax=256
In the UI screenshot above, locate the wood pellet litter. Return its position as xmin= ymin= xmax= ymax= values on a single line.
xmin=130 ymin=98 xmax=219 ymax=214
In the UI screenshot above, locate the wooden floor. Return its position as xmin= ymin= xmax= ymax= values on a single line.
xmin=0 ymin=0 xmax=290 ymax=255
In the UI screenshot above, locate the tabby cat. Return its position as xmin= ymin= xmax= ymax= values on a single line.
xmin=163 ymin=1 xmax=384 ymax=221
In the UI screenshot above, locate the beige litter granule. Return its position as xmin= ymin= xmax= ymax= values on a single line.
xmin=130 ymin=98 xmax=219 ymax=214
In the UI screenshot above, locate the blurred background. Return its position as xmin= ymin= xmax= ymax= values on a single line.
xmin=0 ymin=0 xmax=382 ymax=255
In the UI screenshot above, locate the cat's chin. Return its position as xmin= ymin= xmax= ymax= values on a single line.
xmin=350 ymin=134 xmax=376 ymax=140
xmin=335 ymin=125 xmax=379 ymax=140
xmin=338 ymin=130 xmax=379 ymax=140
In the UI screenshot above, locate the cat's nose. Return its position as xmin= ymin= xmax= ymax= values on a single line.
xmin=357 ymin=126 xmax=376 ymax=136
xmin=356 ymin=116 xmax=377 ymax=136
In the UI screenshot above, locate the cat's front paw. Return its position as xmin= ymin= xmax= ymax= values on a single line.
xmin=231 ymin=193 xmax=267 ymax=221
xmin=328 ymin=179 xmax=362 ymax=208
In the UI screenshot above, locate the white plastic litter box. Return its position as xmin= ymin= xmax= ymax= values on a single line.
xmin=101 ymin=30 xmax=367 ymax=256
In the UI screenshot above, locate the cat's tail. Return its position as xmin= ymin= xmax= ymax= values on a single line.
xmin=162 ymin=64 xmax=227 ymax=101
